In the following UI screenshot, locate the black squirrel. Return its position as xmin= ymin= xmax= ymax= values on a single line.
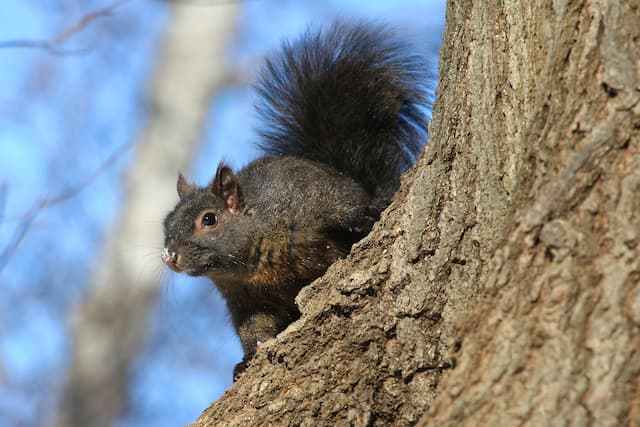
xmin=161 ymin=22 xmax=429 ymax=380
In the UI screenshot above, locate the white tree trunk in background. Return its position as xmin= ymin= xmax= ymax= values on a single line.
xmin=54 ymin=4 xmax=238 ymax=427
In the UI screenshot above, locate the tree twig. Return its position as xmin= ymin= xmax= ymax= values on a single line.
xmin=0 ymin=141 xmax=136 ymax=271
xmin=0 ymin=0 xmax=131 ymax=55
xmin=5 ymin=141 xmax=136 ymax=222
xmin=54 ymin=0 xmax=131 ymax=44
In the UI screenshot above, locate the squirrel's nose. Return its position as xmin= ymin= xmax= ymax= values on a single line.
xmin=161 ymin=247 xmax=179 ymax=269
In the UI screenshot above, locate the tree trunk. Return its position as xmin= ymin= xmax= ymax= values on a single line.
xmin=54 ymin=4 xmax=237 ymax=427
xmin=191 ymin=0 xmax=640 ymax=426
xmin=423 ymin=0 xmax=640 ymax=425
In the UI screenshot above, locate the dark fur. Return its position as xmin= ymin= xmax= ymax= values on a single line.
xmin=163 ymin=22 xmax=430 ymax=380
xmin=256 ymin=22 xmax=429 ymax=199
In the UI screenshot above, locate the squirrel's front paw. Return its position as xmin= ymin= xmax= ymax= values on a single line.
xmin=233 ymin=356 xmax=253 ymax=382
xmin=233 ymin=360 xmax=248 ymax=382
xmin=233 ymin=341 xmax=263 ymax=381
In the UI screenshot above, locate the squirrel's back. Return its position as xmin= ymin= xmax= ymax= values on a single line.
xmin=256 ymin=22 xmax=430 ymax=199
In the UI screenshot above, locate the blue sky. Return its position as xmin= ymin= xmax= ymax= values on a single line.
xmin=0 ymin=1 xmax=444 ymax=426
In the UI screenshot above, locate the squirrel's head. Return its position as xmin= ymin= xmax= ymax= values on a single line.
xmin=162 ymin=163 xmax=250 ymax=279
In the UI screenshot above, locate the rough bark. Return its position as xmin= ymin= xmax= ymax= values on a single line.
xmin=54 ymin=4 xmax=237 ymax=427
xmin=191 ymin=0 xmax=639 ymax=426
xmin=423 ymin=0 xmax=640 ymax=425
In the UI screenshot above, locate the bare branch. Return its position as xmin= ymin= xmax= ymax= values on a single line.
xmin=0 ymin=214 xmax=35 ymax=272
xmin=37 ymin=141 xmax=135 ymax=210
xmin=4 ymin=141 xmax=135 ymax=223
xmin=0 ymin=141 xmax=135 ymax=271
xmin=0 ymin=183 xmax=6 ymax=223
xmin=0 ymin=39 xmax=90 ymax=56
xmin=54 ymin=0 xmax=130 ymax=44
xmin=0 ymin=0 xmax=131 ymax=55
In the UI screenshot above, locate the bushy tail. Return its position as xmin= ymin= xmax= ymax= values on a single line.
xmin=255 ymin=22 xmax=431 ymax=199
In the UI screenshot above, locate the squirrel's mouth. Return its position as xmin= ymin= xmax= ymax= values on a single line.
xmin=161 ymin=248 xmax=227 ymax=277
xmin=161 ymin=247 xmax=189 ymax=274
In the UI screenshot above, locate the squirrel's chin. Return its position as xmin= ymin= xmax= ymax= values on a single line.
xmin=164 ymin=264 xmax=181 ymax=274
xmin=166 ymin=264 xmax=203 ymax=277
xmin=184 ymin=268 xmax=207 ymax=277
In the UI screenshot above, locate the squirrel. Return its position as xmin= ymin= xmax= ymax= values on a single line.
xmin=161 ymin=22 xmax=429 ymax=380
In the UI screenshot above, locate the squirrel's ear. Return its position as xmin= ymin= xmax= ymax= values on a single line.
xmin=177 ymin=173 xmax=195 ymax=200
xmin=211 ymin=164 xmax=242 ymax=214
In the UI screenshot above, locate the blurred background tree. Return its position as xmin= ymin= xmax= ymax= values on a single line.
xmin=0 ymin=1 xmax=444 ymax=426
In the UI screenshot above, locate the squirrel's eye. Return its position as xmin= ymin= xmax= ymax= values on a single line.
xmin=201 ymin=212 xmax=217 ymax=228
